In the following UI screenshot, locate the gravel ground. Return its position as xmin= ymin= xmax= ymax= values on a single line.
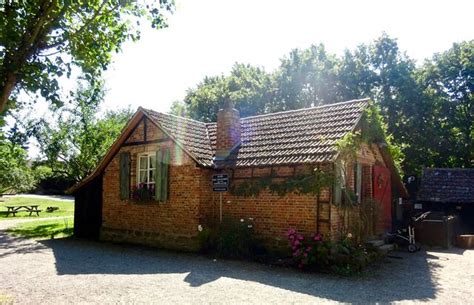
xmin=0 ymin=219 xmax=472 ymax=305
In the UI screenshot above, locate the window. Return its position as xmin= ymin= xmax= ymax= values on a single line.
xmin=137 ymin=153 xmax=156 ymax=188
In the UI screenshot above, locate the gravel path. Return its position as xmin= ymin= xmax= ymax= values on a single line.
xmin=0 ymin=221 xmax=472 ymax=304
xmin=2 ymin=194 xmax=73 ymax=202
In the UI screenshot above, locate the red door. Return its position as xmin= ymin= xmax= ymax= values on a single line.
xmin=373 ymin=165 xmax=392 ymax=233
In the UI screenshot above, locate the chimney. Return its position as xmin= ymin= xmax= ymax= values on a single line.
xmin=215 ymin=100 xmax=241 ymax=160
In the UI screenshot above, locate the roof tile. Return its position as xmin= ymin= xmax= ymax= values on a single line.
xmin=144 ymin=99 xmax=369 ymax=168
xmin=418 ymin=168 xmax=474 ymax=204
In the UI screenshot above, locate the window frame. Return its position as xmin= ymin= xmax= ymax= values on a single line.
xmin=136 ymin=152 xmax=157 ymax=188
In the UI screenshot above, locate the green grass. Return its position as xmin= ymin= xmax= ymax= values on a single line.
xmin=6 ymin=218 xmax=74 ymax=239
xmin=0 ymin=196 xmax=74 ymax=220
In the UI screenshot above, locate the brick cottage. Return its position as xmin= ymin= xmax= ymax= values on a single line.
xmin=69 ymin=99 xmax=408 ymax=251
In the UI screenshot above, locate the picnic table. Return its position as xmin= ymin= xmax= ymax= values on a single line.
xmin=4 ymin=205 xmax=42 ymax=217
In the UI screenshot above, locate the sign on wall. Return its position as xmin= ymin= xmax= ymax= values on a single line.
xmin=212 ymin=174 xmax=229 ymax=192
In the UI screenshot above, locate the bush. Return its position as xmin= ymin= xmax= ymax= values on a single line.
xmin=287 ymin=229 xmax=331 ymax=269
xmin=33 ymin=173 xmax=75 ymax=195
xmin=286 ymin=229 xmax=378 ymax=275
xmin=199 ymin=218 xmax=265 ymax=259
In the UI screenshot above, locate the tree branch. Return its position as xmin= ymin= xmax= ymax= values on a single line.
xmin=43 ymin=0 xmax=116 ymax=50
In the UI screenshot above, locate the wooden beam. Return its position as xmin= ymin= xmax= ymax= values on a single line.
xmin=143 ymin=117 xmax=147 ymax=142
xmin=122 ymin=138 xmax=169 ymax=147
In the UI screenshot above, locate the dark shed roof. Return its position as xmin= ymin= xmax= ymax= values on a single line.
xmin=418 ymin=168 xmax=474 ymax=204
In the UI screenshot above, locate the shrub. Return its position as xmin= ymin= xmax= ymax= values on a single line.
xmin=199 ymin=218 xmax=264 ymax=259
xmin=31 ymin=166 xmax=75 ymax=195
xmin=215 ymin=218 xmax=255 ymax=258
xmin=286 ymin=229 xmax=331 ymax=269
xmin=286 ymin=229 xmax=378 ymax=275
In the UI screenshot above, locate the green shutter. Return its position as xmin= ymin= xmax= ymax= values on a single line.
xmin=154 ymin=148 xmax=170 ymax=202
xmin=155 ymin=150 xmax=163 ymax=200
xmin=119 ymin=152 xmax=130 ymax=200
xmin=161 ymin=148 xmax=170 ymax=201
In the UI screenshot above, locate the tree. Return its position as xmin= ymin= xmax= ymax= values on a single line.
xmin=0 ymin=0 xmax=174 ymax=114
xmin=33 ymin=81 xmax=133 ymax=182
xmin=181 ymin=63 xmax=275 ymax=122
xmin=0 ymin=133 xmax=35 ymax=193
xmin=418 ymin=40 xmax=474 ymax=168
xmin=334 ymin=35 xmax=433 ymax=174
xmin=274 ymin=44 xmax=342 ymax=110
xmin=176 ymin=35 xmax=472 ymax=174
xmin=337 ymin=46 xmax=376 ymax=102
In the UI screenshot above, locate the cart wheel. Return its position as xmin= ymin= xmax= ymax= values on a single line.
xmin=408 ymin=243 xmax=417 ymax=253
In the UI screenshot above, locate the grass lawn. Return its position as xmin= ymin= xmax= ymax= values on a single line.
xmin=0 ymin=196 xmax=74 ymax=220
xmin=6 ymin=218 xmax=74 ymax=239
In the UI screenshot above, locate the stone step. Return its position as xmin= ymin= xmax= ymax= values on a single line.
xmin=378 ymin=244 xmax=395 ymax=255
xmin=366 ymin=239 xmax=385 ymax=247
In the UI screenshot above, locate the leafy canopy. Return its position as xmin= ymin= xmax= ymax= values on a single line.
xmin=0 ymin=0 xmax=174 ymax=113
xmin=175 ymin=34 xmax=473 ymax=174
xmin=32 ymin=80 xmax=133 ymax=182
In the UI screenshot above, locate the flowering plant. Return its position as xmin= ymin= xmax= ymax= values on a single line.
xmin=131 ymin=183 xmax=155 ymax=202
xmin=286 ymin=228 xmax=330 ymax=269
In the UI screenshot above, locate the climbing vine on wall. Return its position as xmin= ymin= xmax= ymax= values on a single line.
xmin=230 ymin=167 xmax=335 ymax=197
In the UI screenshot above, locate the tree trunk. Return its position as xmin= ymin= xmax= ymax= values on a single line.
xmin=0 ymin=0 xmax=58 ymax=114
xmin=0 ymin=72 xmax=17 ymax=113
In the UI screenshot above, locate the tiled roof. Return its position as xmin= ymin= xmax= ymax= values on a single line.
xmin=209 ymin=99 xmax=369 ymax=167
xmin=143 ymin=109 xmax=214 ymax=167
xmin=418 ymin=168 xmax=474 ymax=204
xmin=145 ymin=99 xmax=369 ymax=168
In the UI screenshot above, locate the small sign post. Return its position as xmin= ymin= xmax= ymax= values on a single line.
xmin=212 ymin=174 xmax=229 ymax=222
xmin=212 ymin=174 xmax=229 ymax=192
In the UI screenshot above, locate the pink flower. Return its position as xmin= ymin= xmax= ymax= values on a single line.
xmin=297 ymin=234 xmax=304 ymax=241
xmin=286 ymin=228 xmax=296 ymax=236
xmin=306 ymin=246 xmax=312 ymax=252
xmin=313 ymin=233 xmax=322 ymax=241
xmin=294 ymin=240 xmax=300 ymax=246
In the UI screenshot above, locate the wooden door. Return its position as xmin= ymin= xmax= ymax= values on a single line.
xmin=372 ymin=165 xmax=392 ymax=233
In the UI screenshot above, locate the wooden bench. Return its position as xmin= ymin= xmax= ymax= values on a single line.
xmin=0 ymin=210 xmax=16 ymax=217
xmin=4 ymin=205 xmax=42 ymax=217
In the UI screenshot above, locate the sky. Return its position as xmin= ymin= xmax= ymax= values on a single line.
xmin=102 ymin=0 xmax=474 ymax=113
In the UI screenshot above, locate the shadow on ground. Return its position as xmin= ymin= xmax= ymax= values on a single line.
xmin=23 ymin=237 xmax=446 ymax=303
xmin=0 ymin=233 xmax=49 ymax=258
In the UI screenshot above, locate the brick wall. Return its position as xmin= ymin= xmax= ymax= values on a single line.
xmin=125 ymin=119 xmax=144 ymax=143
xmin=205 ymin=165 xmax=321 ymax=250
xmin=101 ymin=117 xmax=393 ymax=252
xmin=101 ymin=120 xmax=203 ymax=251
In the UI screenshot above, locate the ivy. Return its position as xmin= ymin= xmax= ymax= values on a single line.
xmin=334 ymin=103 xmax=404 ymax=173
xmin=230 ymin=167 xmax=335 ymax=198
xmin=363 ymin=104 xmax=405 ymax=173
